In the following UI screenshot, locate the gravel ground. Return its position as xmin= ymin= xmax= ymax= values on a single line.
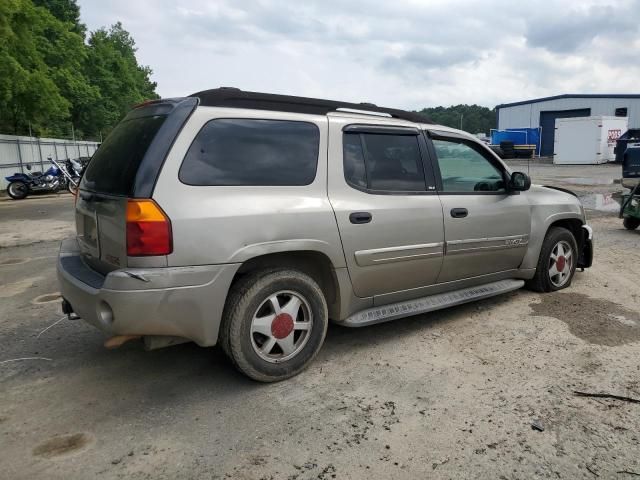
xmin=1 ymin=164 xmax=639 ymax=479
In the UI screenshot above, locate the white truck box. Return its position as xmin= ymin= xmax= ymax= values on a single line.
xmin=554 ymin=116 xmax=628 ymax=165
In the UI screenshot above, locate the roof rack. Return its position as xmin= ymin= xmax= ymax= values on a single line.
xmin=189 ymin=88 xmax=432 ymax=124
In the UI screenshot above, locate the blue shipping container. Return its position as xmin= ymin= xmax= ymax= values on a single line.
xmin=491 ymin=128 xmax=541 ymax=154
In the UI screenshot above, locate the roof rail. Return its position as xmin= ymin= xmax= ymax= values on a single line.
xmin=189 ymin=88 xmax=432 ymax=124
xmin=334 ymin=107 xmax=392 ymax=117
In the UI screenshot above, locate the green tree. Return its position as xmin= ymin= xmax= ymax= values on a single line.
xmin=84 ymin=22 xmax=159 ymax=137
xmin=32 ymin=0 xmax=85 ymax=36
xmin=0 ymin=1 xmax=158 ymax=139
xmin=0 ymin=0 xmax=71 ymax=135
xmin=417 ymin=105 xmax=496 ymax=135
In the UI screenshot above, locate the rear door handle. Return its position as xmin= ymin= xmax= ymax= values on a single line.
xmin=349 ymin=212 xmax=372 ymax=224
xmin=450 ymin=208 xmax=468 ymax=218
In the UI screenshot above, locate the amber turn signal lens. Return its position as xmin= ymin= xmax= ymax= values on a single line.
xmin=126 ymin=199 xmax=172 ymax=256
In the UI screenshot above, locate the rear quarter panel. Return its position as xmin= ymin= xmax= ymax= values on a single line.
xmin=152 ymin=107 xmax=346 ymax=269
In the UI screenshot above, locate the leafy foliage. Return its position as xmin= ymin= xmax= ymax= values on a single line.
xmin=417 ymin=105 xmax=496 ymax=135
xmin=0 ymin=0 xmax=157 ymax=139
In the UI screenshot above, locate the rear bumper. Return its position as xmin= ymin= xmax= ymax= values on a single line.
xmin=56 ymin=237 xmax=240 ymax=346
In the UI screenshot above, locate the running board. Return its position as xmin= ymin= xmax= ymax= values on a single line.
xmin=341 ymin=279 xmax=525 ymax=327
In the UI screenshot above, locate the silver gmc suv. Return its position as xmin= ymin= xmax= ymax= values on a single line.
xmin=57 ymin=88 xmax=593 ymax=381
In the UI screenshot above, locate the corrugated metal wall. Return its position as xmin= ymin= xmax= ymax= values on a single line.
xmin=497 ymin=97 xmax=640 ymax=129
xmin=0 ymin=134 xmax=99 ymax=190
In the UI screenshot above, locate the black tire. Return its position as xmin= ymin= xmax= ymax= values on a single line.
xmin=220 ymin=269 xmax=328 ymax=382
xmin=623 ymin=217 xmax=640 ymax=230
xmin=68 ymin=177 xmax=80 ymax=195
xmin=7 ymin=181 xmax=28 ymax=200
xmin=526 ymin=226 xmax=578 ymax=293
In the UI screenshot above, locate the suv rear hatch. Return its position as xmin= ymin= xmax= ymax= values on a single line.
xmin=76 ymin=97 xmax=197 ymax=274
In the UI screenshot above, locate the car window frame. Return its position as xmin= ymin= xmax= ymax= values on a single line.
xmin=423 ymin=130 xmax=510 ymax=195
xmin=178 ymin=117 xmax=321 ymax=187
xmin=342 ymin=124 xmax=437 ymax=196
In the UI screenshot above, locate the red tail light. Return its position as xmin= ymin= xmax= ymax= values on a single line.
xmin=126 ymin=199 xmax=172 ymax=256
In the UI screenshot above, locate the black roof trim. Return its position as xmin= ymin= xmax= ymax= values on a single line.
xmin=189 ymin=88 xmax=433 ymax=124
xmin=496 ymin=94 xmax=640 ymax=110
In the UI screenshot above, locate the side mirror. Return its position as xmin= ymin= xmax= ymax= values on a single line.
xmin=509 ymin=171 xmax=531 ymax=192
xmin=26 ymin=164 xmax=32 ymax=171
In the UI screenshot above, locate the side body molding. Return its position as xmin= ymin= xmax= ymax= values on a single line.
xmin=354 ymin=242 xmax=444 ymax=266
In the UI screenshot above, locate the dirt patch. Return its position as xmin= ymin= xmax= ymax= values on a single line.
xmin=0 ymin=219 xmax=74 ymax=248
xmin=33 ymin=433 xmax=92 ymax=458
xmin=530 ymin=292 xmax=640 ymax=346
xmin=0 ymin=277 xmax=43 ymax=299
xmin=32 ymin=292 xmax=62 ymax=304
xmin=0 ymin=258 xmax=29 ymax=266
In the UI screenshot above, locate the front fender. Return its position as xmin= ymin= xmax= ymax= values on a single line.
xmin=520 ymin=185 xmax=586 ymax=270
xmin=521 ymin=210 xmax=585 ymax=270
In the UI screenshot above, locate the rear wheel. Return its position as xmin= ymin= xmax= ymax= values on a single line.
xmin=7 ymin=181 xmax=28 ymax=200
xmin=623 ymin=217 xmax=640 ymax=230
xmin=220 ymin=269 xmax=328 ymax=382
xmin=526 ymin=227 xmax=578 ymax=292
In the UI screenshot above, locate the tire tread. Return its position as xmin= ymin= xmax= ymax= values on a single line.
xmin=220 ymin=268 xmax=327 ymax=382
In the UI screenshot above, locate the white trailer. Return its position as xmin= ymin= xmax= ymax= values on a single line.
xmin=554 ymin=116 xmax=628 ymax=164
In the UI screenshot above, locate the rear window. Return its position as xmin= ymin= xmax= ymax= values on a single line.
xmin=179 ymin=119 xmax=319 ymax=186
xmin=81 ymin=115 xmax=166 ymax=195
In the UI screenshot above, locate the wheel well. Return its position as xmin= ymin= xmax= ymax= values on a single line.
xmin=232 ymin=251 xmax=339 ymax=316
xmin=547 ymin=218 xmax=584 ymax=247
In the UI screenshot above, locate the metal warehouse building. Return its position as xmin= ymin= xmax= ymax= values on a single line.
xmin=495 ymin=94 xmax=640 ymax=156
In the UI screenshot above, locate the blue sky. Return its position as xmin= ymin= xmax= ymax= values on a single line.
xmin=77 ymin=0 xmax=640 ymax=110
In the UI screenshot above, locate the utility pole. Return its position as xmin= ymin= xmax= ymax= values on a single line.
xmin=460 ymin=113 xmax=464 ymax=130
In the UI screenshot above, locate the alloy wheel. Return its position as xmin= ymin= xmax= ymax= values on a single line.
xmin=250 ymin=290 xmax=313 ymax=363
xmin=548 ymin=240 xmax=573 ymax=287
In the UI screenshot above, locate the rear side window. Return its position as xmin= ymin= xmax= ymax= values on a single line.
xmin=81 ymin=115 xmax=166 ymax=196
xmin=343 ymin=132 xmax=426 ymax=192
xmin=179 ymin=119 xmax=319 ymax=186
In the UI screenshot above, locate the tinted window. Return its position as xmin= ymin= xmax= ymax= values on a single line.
xmin=343 ymin=134 xmax=367 ymax=188
xmin=179 ymin=119 xmax=319 ymax=186
xmin=432 ymin=139 xmax=506 ymax=193
xmin=343 ymin=133 xmax=426 ymax=192
xmin=81 ymin=115 xmax=166 ymax=195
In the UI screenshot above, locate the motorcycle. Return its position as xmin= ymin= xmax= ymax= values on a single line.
xmin=63 ymin=158 xmax=86 ymax=195
xmin=5 ymin=157 xmax=81 ymax=200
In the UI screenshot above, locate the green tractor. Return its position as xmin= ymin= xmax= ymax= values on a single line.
xmin=620 ymin=144 xmax=640 ymax=230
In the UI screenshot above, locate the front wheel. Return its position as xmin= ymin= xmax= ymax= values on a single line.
xmin=7 ymin=181 xmax=29 ymax=200
xmin=526 ymin=226 xmax=578 ymax=292
xmin=68 ymin=177 xmax=80 ymax=195
xmin=623 ymin=217 xmax=640 ymax=230
xmin=220 ymin=269 xmax=328 ymax=382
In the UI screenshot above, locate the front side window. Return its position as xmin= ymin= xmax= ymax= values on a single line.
xmin=179 ymin=119 xmax=319 ymax=186
xmin=343 ymin=133 xmax=426 ymax=192
xmin=432 ymin=139 xmax=506 ymax=193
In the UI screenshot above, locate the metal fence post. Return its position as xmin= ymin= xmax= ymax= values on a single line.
xmin=16 ymin=138 xmax=24 ymax=173
xmin=37 ymin=138 xmax=44 ymax=171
